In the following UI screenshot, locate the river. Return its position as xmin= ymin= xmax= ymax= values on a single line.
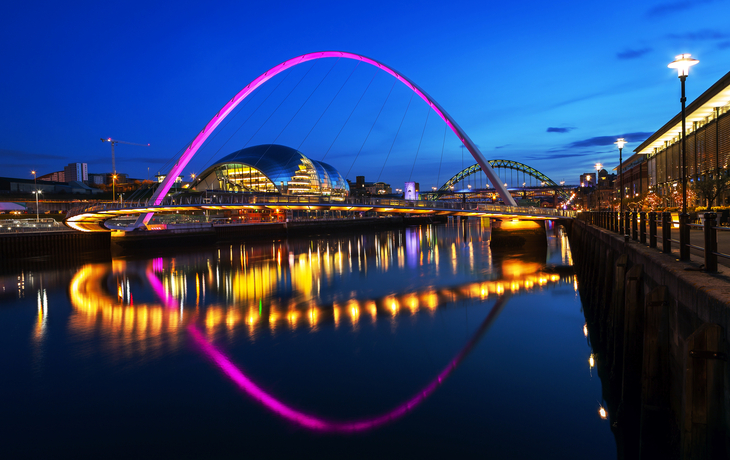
xmin=0 ymin=219 xmax=615 ymax=459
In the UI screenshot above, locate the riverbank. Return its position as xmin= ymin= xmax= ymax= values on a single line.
xmin=570 ymin=219 xmax=730 ymax=459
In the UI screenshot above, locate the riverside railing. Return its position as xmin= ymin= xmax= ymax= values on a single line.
xmin=583 ymin=211 xmax=729 ymax=273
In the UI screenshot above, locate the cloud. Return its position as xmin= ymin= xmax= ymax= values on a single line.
xmin=563 ymin=132 xmax=654 ymax=149
xmin=527 ymin=152 xmax=593 ymax=161
xmin=719 ymin=41 xmax=730 ymax=49
xmin=494 ymin=144 xmax=510 ymax=149
xmin=0 ymin=148 xmax=66 ymax=161
xmin=616 ymin=48 xmax=652 ymax=60
xmin=546 ymin=127 xmax=575 ymax=133
xmin=646 ymin=0 xmax=717 ymax=17
xmin=667 ymin=29 xmax=729 ymax=41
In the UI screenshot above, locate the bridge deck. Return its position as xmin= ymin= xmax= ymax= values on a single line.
xmin=65 ymin=196 xmax=576 ymax=232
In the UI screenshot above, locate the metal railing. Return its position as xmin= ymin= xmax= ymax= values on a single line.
xmin=583 ymin=211 xmax=729 ymax=273
xmin=66 ymin=195 xmax=577 ymax=219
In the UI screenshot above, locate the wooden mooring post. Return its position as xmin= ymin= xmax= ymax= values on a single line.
xmin=640 ymin=286 xmax=674 ymax=458
xmin=682 ymin=323 xmax=727 ymax=460
xmin=609 ymin=254 xmax=629 ymax=379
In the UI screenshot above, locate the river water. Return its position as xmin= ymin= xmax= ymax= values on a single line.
xmin=1 ymin=219 xmax=615 ymax=459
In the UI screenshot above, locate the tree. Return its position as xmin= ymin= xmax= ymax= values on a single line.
xmin=670 ymin=186 xmax=696 ymax=210
xmin=643 ymin=192 xmax=663 ymax=212
xmin=692 ymin=175 xmax=730 ymax=207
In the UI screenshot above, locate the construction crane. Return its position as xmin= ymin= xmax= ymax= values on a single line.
xmin=100 ymin=137 xmax=150 ymax=175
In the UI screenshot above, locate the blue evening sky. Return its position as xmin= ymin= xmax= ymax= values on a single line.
xmin=2 ymin=0 xmax=730 ymax=189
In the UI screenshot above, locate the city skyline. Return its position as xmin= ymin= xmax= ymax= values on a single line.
xmin=2 ymin=0 xmax=730 ymax=189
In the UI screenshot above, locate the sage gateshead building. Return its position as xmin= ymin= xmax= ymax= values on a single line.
xmin=188 ymin=144 xmax=350 ymax=200
xmin=632 ymin=70 xmax=730 ymax=205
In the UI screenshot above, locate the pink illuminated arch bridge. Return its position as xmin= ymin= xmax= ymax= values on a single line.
xmin=133 ymin=51 xmax=516 ymax=229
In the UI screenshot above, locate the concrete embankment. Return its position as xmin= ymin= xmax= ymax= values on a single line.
xmin=0 ymin=231 xmax=111 ymax=259
xmin=570 ymin=219 xmax=729 ymax=459
xmin=0 ymin=216 xmax=445 ymax=260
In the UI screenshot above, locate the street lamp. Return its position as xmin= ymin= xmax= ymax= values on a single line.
xmin=31 ymin=170 xmax=36 ymax=186
xmin=615 ymin=139 xmax=626 ymax=237
xmin=668 ymin=53 xmax=698 ymax=261
xmin=33 ymin=190 xmax=42 ymax=222
xmin=594 ymin=163 xmax=603 ymax=211
xmin=112 ymin=174 xmax=117 ymax=203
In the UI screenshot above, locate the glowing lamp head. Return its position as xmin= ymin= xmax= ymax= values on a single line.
xmin=668 ymin=53 xmax=698 ymax=77
xmin=595 ymin=163 xmax=602 ymax=171
xmin=615 ymin=138 xmax=627 ymax=150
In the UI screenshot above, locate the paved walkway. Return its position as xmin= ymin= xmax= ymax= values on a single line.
xmin=613 ymin=226 xmax=730 ymax=272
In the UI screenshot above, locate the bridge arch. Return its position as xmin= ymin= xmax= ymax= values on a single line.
xmin=135 ymin=51 xmax=516 ymax=228
xmin=440 ymin=160 xmax=570 ymax=199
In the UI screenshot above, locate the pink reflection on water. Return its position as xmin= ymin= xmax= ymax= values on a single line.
xmin=146 ymin=267 xmax=507 ymax=432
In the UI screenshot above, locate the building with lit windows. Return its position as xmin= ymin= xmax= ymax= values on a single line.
xmin=632 ymin=70 xmax=730 ymax=206
xmin=189 ymin=144 xmax=349 ymax=200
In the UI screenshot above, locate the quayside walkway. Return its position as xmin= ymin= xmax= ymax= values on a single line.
xmin=64 ymin=195 xmax=575 ymax=232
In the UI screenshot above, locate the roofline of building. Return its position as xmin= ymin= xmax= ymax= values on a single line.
xmin=634 ymin=69 xmax=730 ymax=154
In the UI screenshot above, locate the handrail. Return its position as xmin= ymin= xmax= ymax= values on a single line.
xmin=585 ymin=210 xmax=728 ymax=272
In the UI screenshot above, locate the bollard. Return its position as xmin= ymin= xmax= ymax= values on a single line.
xmin=639 ymin=212 xmax=646 ymax=245
xmin=608 ymin=211 xmax=615 ymax=232
xmin=662 ymin=212 xmax=671 ymax=253
xmin=703 ymin=212 xmax=717 ymax=273
xmin=649 ymin=212 xmax=657 ymax=248
xmin=632 ymin=211 xmax=638 ymax=241
xmin=679 ymin=213 xmax=689 ymax=261
xmin=682 ymin=323 xmax=727 ymax=460
xmin=619 ymin=210 xmax=624 ymax=235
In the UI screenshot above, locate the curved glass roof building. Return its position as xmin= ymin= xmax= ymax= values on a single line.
xmin=190 ymin=144 xmax=349 ymax=200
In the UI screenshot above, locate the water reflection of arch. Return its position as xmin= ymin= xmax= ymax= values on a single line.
xmin=69 ymin=262 xmax=574 ymax=432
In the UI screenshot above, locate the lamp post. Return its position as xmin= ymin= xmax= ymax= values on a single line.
xmin=31 ymin=170 xmax=36 ymax=186
xmin=112 ymin=174 xmax=117 ymax=204
xmin=615 ymin=139 xmax=627 ymax=238
xmin=594 ymin=163 xmax=602 ymax=211
xmin=33 ymin=190 xmax=41 ymax=222
xmin=668 ymin=53 xmax=699 ymax=261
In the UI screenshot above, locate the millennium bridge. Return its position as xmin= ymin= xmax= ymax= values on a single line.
xmin=64 ymin=194 xmax=576 ymax=232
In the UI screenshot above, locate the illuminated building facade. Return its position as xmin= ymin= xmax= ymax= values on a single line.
xmin=634 ymin=70 xmax=730 ymax=205
xmin=190 ymin=144 xmax=349 ymax=200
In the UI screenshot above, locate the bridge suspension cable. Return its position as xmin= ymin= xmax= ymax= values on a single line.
xmin=134 ymin=51 xmax=518 ymax=229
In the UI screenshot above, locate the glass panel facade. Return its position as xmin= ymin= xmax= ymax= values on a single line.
xmin=192 ymin=144 xmax=349 ymax=200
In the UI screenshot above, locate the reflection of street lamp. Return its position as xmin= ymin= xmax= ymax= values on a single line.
xmin=33 ymin=190 xmax=42 ymax=222
xmin=668 ymin=53 xmax=698 ymax=261
xmin=594 ymin=163 xmax=603 ymax=211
